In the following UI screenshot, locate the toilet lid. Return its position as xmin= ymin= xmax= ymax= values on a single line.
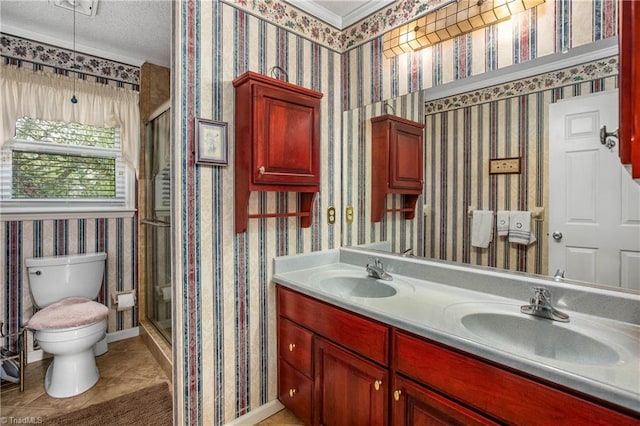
xmin=26 ymin=297 xmax=108 ymax=330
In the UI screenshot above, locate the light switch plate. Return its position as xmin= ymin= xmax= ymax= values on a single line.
xmin=489 ymin=157 xmax=521 ymax=174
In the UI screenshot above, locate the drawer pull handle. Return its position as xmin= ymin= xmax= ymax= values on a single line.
xmin=289 ymin=388 xmax=296 ymax=397
xmin=259 ymin=166 xmax=265 ymax=175
xmin=289 ymin=343 xmax=296 ymax=351
xmin=374 ymin=380 xmax=382 ymax=391
xmin=393 ymin=390 xmax=402 ymax=401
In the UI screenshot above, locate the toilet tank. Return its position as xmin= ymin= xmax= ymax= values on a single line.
xmin=25 ymin=252 xmax=107 ymax=308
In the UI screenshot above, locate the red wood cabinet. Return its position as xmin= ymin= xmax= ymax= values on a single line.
xmin=278 ymin=317 xmax=314 ymax=424
xmin=276 ymin=285 xmax=639 ymax=425
xmin=391 ymin=374 xmax=497 ymax=426
xmin=371 ymin=115 xmax=424 ymax=222
xmin=277 ymin=286 xmax=390 ymax=425
xmin=619 ymin=0 xmax=640 ymax=178
xmin=233 ymin=72 xmax=323 ymax=232
xmin=277 ymin=285 xmax=389 ymax=365
xmin=315 ymin=337 xmax=388 ymax=426
xmin=279 ymin=359 xmax=313 ymax=424
xmin=393 ymin=330 xmax=639 ymax=426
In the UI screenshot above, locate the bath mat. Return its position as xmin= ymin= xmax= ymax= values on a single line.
xmin=46 ymin=381 xmax=172 ymax=426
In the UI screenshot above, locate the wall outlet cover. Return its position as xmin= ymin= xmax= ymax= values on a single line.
xmin=345 ymin=206 xmax=354 ymax=224
xmin=327 ymin=207 xmax=336 ymax=224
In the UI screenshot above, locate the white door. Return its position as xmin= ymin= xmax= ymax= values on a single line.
xmin=549 ymin=90 xmax=640 ymax=290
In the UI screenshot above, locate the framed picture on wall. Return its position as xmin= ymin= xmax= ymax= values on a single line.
xmin=196 ymin=118 xmax=228 ymax=166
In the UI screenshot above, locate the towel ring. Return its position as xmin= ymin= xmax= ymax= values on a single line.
xmin=270 ymin=66 xmax=289 ymax=82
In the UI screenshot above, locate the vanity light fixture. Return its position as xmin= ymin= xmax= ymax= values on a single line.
xmin=382 ymin=0 xmax=546 ymax=58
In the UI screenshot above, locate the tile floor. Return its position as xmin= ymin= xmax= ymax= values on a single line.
xmin=1 ymin=335 xmax=304 ymax=425
xmin=256 ymin=408 xmax=305 ymax=425
xmin=1 ymin=336 xmax=169 ymax=422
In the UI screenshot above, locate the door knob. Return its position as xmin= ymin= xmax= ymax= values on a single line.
xmin=552 ymin=231 xmax=563 ymax=241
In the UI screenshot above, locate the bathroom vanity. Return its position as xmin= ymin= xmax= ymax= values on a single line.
xmin=273 ymin=247 xmax=640 ymax=425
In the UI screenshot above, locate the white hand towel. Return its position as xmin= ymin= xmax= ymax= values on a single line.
xmin=508 ymin=211 xmax=536 ymax=245
xmin=161 ymin=286 xmax=172 ymax=302
xmin=496 ymin=210 xmax=510 ymax=236
xmin=471 ymin=210 xmax=494 ymax=248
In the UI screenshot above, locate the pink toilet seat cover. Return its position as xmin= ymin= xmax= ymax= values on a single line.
xmin=26 ymin=297 xmax=108 ymax=330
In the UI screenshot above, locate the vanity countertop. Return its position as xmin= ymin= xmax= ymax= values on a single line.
xmin=272 ymin=246 xmax=640 ymax=413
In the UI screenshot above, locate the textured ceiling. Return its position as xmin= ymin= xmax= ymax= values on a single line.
xmin=0 ymin=1 xmax=392 ymax=68
xmin=1 ymin=0 xmax=172 ymax=67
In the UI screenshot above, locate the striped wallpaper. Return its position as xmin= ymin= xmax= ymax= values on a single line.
xmin=0 ymin=218 xmax=137 ymax=353
xmin=174 ymin=2 xmax=341 ymax=424
xmin=341 ymin=0 xmax=617 ymax=110
xmin=0 ymin=0 xmax=618 ymax=424
xmin=0 ymin=45 xmax=140 ymax=354
xmin=341 ymin=92 xmax=424 ymax=254
xmin=172 ymin=0 xmax=620 ymax=424
xmin=423 ymin=65 xmax=618 ymax=276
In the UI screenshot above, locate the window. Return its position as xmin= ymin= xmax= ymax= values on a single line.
xmin=0 ymin=117 xmax=134 ymax=216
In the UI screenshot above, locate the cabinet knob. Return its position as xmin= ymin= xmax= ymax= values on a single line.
xmin=393 ymin=390 xmax=402 ymax=401
xmin=374 ymin=380 xmax=382 ymax=391
xmin=288 ymin=343 xmax=296 ymax=351
xmin=258 ymin=166 xmax=265 ymax=175
xmin=289 ymin=388 xmax=296 ymax=397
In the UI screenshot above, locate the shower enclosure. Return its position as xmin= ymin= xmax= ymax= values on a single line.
xmin=142 ymin=104 xmax=171 ymax=343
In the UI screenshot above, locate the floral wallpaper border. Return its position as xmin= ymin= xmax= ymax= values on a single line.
xmin=0 ymin=33 xmax=140 ymax=86
xmin=227 ymin=0 xmax=454 ymax=52
xmin=425 ymin=56 xmax=618 ymax=114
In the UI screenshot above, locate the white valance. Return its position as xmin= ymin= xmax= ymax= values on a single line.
xmin=0 ymin=64 xmax=140 ymax=176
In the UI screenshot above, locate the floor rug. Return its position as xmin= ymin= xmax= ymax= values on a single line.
xmin=46 ymin=381 xmax=172 ymax=426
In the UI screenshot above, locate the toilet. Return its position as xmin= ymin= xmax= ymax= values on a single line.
xmin=24 ymin=252 xmax=109 ymax=398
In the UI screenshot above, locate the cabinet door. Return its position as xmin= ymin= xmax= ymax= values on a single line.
xmin=253 ymin=84 xmax=320 ymax=186
xmin=391 ymin=375 xmax=496 ymax=426
xmin=315 ymin=337 xmax=388 ymax=426
xmin=389 ymin=121 xmax=423 ymax=191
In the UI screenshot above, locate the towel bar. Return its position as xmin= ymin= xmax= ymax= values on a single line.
xmin=467 ymin=206 xmax=544 ymax=220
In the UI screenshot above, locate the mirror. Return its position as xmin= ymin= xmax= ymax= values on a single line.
xmin=341 ymin=42 xmax=640 ymax=293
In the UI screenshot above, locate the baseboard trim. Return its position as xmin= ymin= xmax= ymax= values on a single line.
xmin=106 ymin=326 xmax=140 ymax=343
xmin=223 ymin=400 xmax=285 ymax=426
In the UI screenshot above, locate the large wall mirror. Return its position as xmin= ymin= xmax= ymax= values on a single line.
xmin=341 ymin=38 xmax=640 ymax=294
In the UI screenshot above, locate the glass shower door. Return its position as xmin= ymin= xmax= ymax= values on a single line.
xmin=143 ymin=107 xmax=171 ymax=343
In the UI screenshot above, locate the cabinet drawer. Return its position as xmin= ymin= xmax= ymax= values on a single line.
xmin=278 ymin=317 xmax=313 ymax=377
xmin=279 ymin=359 xmax=313 ymax=425
xmin=278 ymin=286 xmax=389 ymax=366
xmin=394 ymin=330 xmax=639 ymax=426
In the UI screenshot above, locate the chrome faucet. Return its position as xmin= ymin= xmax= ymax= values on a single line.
xmin=553 ymin=268 xmax=565 ymax=281
xmin=366 ymin=257 xmax=393 ymax=281
xmin=401 ymin=248 xmax=414 ymax=257
xmin=521 ymin=287 xmax=569 ymax=322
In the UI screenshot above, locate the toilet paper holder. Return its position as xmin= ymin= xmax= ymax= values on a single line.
xmin=111 ymin=290 xmax=136 ymax=311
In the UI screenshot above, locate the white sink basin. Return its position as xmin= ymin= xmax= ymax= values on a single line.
xmin=444 ymin=302 xmax=637 ymax=367
xmin=460 ymin=312 xmax=620 ymax=365
xmin=317 ymin=276 xmax=397 ymax=298
xmin=301 ymin=266 xmax=417 ymax=299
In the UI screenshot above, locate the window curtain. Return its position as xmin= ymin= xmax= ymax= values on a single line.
xmin=0 ymin=64 xmax=140 ymax=177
